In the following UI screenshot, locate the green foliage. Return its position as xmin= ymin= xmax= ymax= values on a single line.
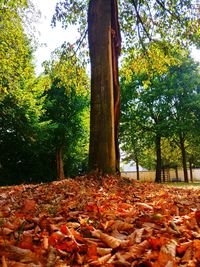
xmin=0 ymin=79 xmax=46 ymax=185
xmin=0 ymin=1 xmax=47 ymax=185
xmin=119 ymin=0 xmax=200 ymax=49
xmin=53 ymin=0 xmax=200 ymax=59
xmin=120 ymin=54 xmax=200 ymax=170
xmin=42 ymin=44 xmax=90 ymax=177
xmin=0 ymin=1 xmax=90 ymax=183
xmin=0 ymin=1 xmax=34 ymax=97
xmin=52 ymin=0 xmax=88 ymax=31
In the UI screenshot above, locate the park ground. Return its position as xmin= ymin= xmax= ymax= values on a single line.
xmin=0 ymin=175 xmax=200 ymax=266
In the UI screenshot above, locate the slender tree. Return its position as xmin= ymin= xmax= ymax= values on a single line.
xmin=88 ymin=0 xmax=121 ymax=173
xmin=43 ymin=45 xmax=89 ymax=180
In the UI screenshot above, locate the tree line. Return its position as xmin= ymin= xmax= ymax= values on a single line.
xmin=0 ymin=0 xmax=200 ymax=185
xmin=120 ymin=55 xmax=200 ymax=182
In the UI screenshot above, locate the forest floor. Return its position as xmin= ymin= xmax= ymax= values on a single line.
xmin=0 ymin=175 xmax=200 ymax=266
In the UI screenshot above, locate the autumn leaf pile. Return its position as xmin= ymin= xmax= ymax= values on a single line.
xmin=1 ymin=176 xmax=200 ymax=266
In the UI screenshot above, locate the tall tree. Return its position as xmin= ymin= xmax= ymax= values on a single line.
xmin=53 ymin=0 xmax=199 ymax=174
xmin=88 ymin=0 xmax=121 ymax=173
xmin=166 ymin=57 xmax=200 ymax=182
xmin=120 ymin=70 xmax=172 ymax=182
xmin=0 ymin=0 xmax=45 ymax=185
xmin=120 ymin=55 xmax=200 ymax=182
xmin=43 ymin=45 xmax=89 ymax=180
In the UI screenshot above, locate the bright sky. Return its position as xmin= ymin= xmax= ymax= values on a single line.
xmin=32 ymin=0 xmax=200 ymax=75
xmin=32 ymin=0 xmax=78 ymax=74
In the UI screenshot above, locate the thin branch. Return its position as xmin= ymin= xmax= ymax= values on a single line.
xmin=155 ymin=0 xmax=181 ymax=23
xmin=74 ymin=27 xmax=88 ymax=54
xmin=131 ymin=0 xmax=153 ymax=42
xmin=146 ymin=1 xmax=155 ymax=40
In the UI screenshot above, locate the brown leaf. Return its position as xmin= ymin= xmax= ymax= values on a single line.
xmin=96 ymin=247 xmax=112 ymax=256
xmin=90 ymin=253 xmax=112 ymax=265
xmin=112 ymin=220 xmax=134 ymax=231
xmin=1 ymin=256 xmax=8 ymax=267
xmin=23 ymin=199 xmax=36 ymax=213
xmin=46 ymin=246 xmax=57 ymax=267
xmin=92 ymin=230 xmax=121 ymax=248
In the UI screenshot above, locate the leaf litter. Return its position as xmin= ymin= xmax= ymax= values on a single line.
xmin=0 ymin=175 xmax=200 ymax=266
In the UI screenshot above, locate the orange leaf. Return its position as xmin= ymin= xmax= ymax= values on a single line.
xmin=176 ymin=244 xmax=189 ymax=255
xmin=48 ymin=231 xmax=64 ymax=246
xmin=85 ymin=202 xmax=99 ymax=213
xmin=87 ymin=243 xmax=98 ymax=261
xmin=23 ymin=199 xmax=36 ymax=213
xmin=70 ymin=228 xmax=84 ymax=242
xmin=60 ymin=224 xmax=68 ymax=235
xmin=55 ymin=240 xmax=77 ymax=252
xmin=18 ymin=235 xmax=33 ymax=250
xmin=149 ymin=237 xmax=162 ymax=250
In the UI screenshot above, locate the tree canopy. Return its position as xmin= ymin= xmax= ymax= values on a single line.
xmin=120 ymin=55 xmax=200 ymax=182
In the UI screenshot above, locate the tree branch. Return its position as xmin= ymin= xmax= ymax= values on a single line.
xmin=155 ymin=0 xmax=181 ymax=23
xmin=131 ymin=0 xmax=153 ymax=42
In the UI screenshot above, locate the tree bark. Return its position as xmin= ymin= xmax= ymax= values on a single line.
xmin=111 ymin=0 xmax=121 ymax=173
xmin=189 ymin=160 xmax=193 ymax=182
xmin=135 ymin=155 xmax=140 ymax=180
xmin=88 ymin=0 xmax=121 ymax=174
xmin=56 ymin=146 xmax=65 ymax=180
xmin=155 ymin=135 xmax=162 ymax=183
xmin=162 ymin=167 xmax=165 ymax=182
xmin=179 ymin=134 xmax=189 ymax=183
xmin=175 ymin=166 xmax=179 ymax=180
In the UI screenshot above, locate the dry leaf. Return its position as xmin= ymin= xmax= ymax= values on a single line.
xmin=96 ymin=247 xmax=112 ymax=256
xmin=92 ymin=230 xmax=121 ymax=248
xmin=90 ymin=253 xmax=112 ymax=265
xmin=1 ymin=256 xmax=8 ymax=267
xmin=46 ymin=246 xmax=57 ymax=267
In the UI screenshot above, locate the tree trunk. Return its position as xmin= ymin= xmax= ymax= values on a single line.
xmin=162 ymin=168 xmax=165 ymax=182
xmin=175 ymin=166 xmax=179 ymax=179
xmin=155 ymin=135 xmax=162 ymax=183
xmin=56 ymin=146 xmax=65 ymax=180
xmin=189 ymin=160 xmax=193 ymax=182
xmin=179 ymin=134 xmax=189 ymax=183
xmin=88 ymin=0 xmax=121 ymax=174
xmin=111 ymin=0 xmax=121 ymax=173
xmin=135 ymin=155 xmax=140 ymax=180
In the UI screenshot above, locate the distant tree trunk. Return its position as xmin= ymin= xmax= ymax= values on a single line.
xmin=189 ymin=160 xmax=193 ymax=182
xmin=179 ymin=134 xmax=189 ymax=183
xmin=155 ymin=135 xmax=162 ymax=183
xmin=162 ymin=168 xmax=165 ymax=182
xmin=88 ymin=0 xmax=121 ymax=174
xmin=56 ymin=146 xmax=65 ymax=180
xmin=175 ymin=166 xmax=179 ymax=179
xmin=135 ymin=155 xmax=140 ymax=180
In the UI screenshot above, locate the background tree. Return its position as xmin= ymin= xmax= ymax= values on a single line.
xmin=0 ymin=1 xmax=90 ymax=185
xmin=120 ymin=73 xmax=153 ymax=180
xmin=42 ymin=44 xmax=90 ymax=180
xmin=120 ymin=55 xmax=200 ymax=182
xmin=0 ymin=0 xmax=37 ymax=98
xmin=0 ymin=0 xmax=46 ymax=185
xmin=166 ymin=57 xmax=200 ymax=182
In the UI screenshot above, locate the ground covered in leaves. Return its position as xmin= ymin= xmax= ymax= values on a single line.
xmin=1 ymin=176 xmax=200 ymax=266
